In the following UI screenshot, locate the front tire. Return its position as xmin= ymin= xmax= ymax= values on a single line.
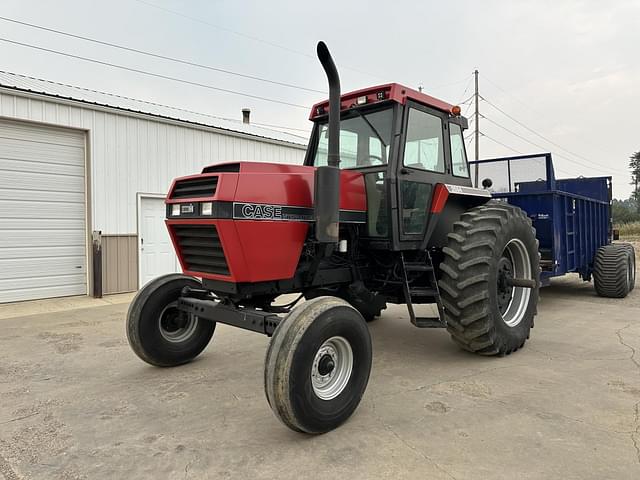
xmin=126 ymin=274 xmax=215 ymax=367
xmin=438 ymin=201 xmax=540 ymax=356
xmin=264 ymin=297 xmax=372 ymax=434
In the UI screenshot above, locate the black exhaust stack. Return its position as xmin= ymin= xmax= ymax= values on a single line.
xmin=314 ymin=41 xmax=341 ymax=243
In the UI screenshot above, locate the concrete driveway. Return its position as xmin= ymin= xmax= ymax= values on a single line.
xmin=1 ymin=275 xmax=639 ymax=479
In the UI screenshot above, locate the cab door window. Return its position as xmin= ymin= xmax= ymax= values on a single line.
xmin=449 ymin=123 xmax=469 ymax=177
xmin=400 ymin=107 xmax=444 ymax=236
xmin=403 ymin=108 xmax=445 ymax=173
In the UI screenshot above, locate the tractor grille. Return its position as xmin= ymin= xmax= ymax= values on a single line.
xmin=172 ymin=224 xmax=230 ymax=276
xmin=171 ymin=176 xmax=218 ymax=199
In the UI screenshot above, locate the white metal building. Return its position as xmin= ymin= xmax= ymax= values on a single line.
xmin=0 ymin=71 xmax=307 ymax=303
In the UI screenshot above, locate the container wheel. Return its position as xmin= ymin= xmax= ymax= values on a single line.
xmin=593 ymin=244 xmax=633 ymax=298
xmin=616 ymin=243 xmax=636 ymax=292
xmin=264 ymin=296 xmax=372 ymax=433
xmin=438 ymin=200 xmax=540 ymax=356
xmin=126 ymin=274 xmax=215 ymax=367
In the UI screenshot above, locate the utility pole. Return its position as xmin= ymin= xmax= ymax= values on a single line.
xmin=474 ymin=69 xmax=480 ymax=187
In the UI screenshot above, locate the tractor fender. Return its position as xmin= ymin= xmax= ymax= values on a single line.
xmin=422 ymin=184 xmax=493 ymax=249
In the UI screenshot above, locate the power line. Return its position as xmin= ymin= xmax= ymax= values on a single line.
xmin=482 ymin=114 xmax=612 ymax=175
xmin=133 ymin=0 xmax=385 ymax=81
xmin=0 ymin=70 xmax=310 ymax=139
xmin=463 ymin=101 xmax=473 ymax=117
xmin=483 ymin=73 xmax=622 ymax=165
xmin=252 ymin=122 xmax=310 ymax=133
xmin=480 ymin=132 xmax=524 ymax=155
xmin=463 ymin=71 xmax=611 ymax=177
xmin=0 ymin=69 xmax=233 ymax=121
xmin=482 ymin=113 xmax=626 ymax=175
xmin=481 ymin=74 xmax=548 ymax=118
xmin=457 ymin=75 xmax=474 ymax=104
xmin=481 ymin=115 xmax=611 ymax=173
xmin=0 ymin=15 xmax=325 ymax=95
xmin=419 ymin=76 xmax=470 ymax=94
xmin=482 ymin=115 xmax=549 ymax=153
xmin=134 ymin=0 xmax=314 ymax=59
xmin=482 ymin=95 xmax=626 ymax=174
xmin=0 ymin=37 xmax=310 ymax=109
xmin=480 ymin=132 xmax=572 ymax=176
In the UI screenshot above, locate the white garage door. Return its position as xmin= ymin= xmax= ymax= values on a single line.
xmin=0 ymin=119 xmax=87 ymax=303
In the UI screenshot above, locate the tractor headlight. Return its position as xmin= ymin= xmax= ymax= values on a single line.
xmin=171 ymin=204 xmax=180 ymax=216
xmin=201 ymin=202 xmax=213 ymax=216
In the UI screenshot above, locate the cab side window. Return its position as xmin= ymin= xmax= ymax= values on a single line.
xmin=403 ymin=108 xmax=444 ymax=173
xmin=449 ymin=123 xmax=469 ymax=177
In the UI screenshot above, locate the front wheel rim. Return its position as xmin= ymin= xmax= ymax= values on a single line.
xmin=498 ymin=239 xmax=532 ymax=328
xmin=158 ymin=301 xmax=198 ymax=343
xmin=311 ymin=336 xmax=353 ymax=400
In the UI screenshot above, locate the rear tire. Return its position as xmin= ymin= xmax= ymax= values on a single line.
xmin=616 ymin=243 xmax=636 ymax=292
xmin=438 ymin=201 xmax=540 ymax=356
xmin=593 ymin=244 xmax=633 ymax=298
xmin=126 ymin=274 xmax=215 ymax=367
xmin=264 ymin=297 xmax=372 ymax=433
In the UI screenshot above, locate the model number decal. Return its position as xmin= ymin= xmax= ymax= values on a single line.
xmin=233 ymin=203 xmax=314 ymax=221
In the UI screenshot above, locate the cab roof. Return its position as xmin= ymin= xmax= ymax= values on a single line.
xmin=309 ymin=83 xmax=455 ymax=120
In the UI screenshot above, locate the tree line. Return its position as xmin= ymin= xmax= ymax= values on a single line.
xmin=612 ymin=151 xmax=640 ymax=224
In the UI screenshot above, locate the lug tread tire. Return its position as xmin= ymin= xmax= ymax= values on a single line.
xmin=264 ymin=296 xmax=372 ymax=434
xmin=438 ymin=201 xmax=540 ymax=356
xmin=593 ymin=244 xmax=633 ymax=298
xmin=126 ymin=274 xmax=215 ymax=367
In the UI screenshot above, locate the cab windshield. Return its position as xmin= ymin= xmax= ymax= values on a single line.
xmin=313 ymin=108 xmax=393 ymax=168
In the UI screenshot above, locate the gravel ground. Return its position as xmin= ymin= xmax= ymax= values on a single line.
xmin=1 ymin=273 xmax=639 ymax=479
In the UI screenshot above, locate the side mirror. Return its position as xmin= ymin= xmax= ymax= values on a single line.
xmin=481 ymin=178 xmax=493 ymax=189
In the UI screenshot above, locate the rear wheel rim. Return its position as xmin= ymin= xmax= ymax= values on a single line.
xmin=311 ymin=336 xmax=353 ymax=400
xmin=158 ymin=301 xmax=198 ymax=343
xmin=498 ymin=239 xmax=532 ymax=327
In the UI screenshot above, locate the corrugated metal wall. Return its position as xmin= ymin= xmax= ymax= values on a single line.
xmin=0 ymin=90 xmax=307 ymax=296
xmin=0 ymin=91 xmax=307 ymax=234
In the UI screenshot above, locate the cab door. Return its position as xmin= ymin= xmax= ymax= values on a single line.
xmin=395 ymin=102 xmax=449 ymax=247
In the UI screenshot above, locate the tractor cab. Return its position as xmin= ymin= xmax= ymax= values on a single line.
xmin=304 ymin=83 xmax=473 ymax=249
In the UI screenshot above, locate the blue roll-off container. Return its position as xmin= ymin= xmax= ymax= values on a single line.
xmin=470 ymin=153 xmax=612 ymax=286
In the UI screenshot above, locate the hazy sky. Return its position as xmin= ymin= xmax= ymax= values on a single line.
xmin=1 ymin=0 xmax=638 ymax=198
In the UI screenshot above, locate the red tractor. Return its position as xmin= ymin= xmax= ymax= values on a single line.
xmin=127 ymin=42 xmax=540 ymax=433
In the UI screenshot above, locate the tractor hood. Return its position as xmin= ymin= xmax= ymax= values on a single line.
xmin=167 ymin=161 xmax=366 ymax=214
xmin=163 ymin=161 xmax=366 ymax=284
